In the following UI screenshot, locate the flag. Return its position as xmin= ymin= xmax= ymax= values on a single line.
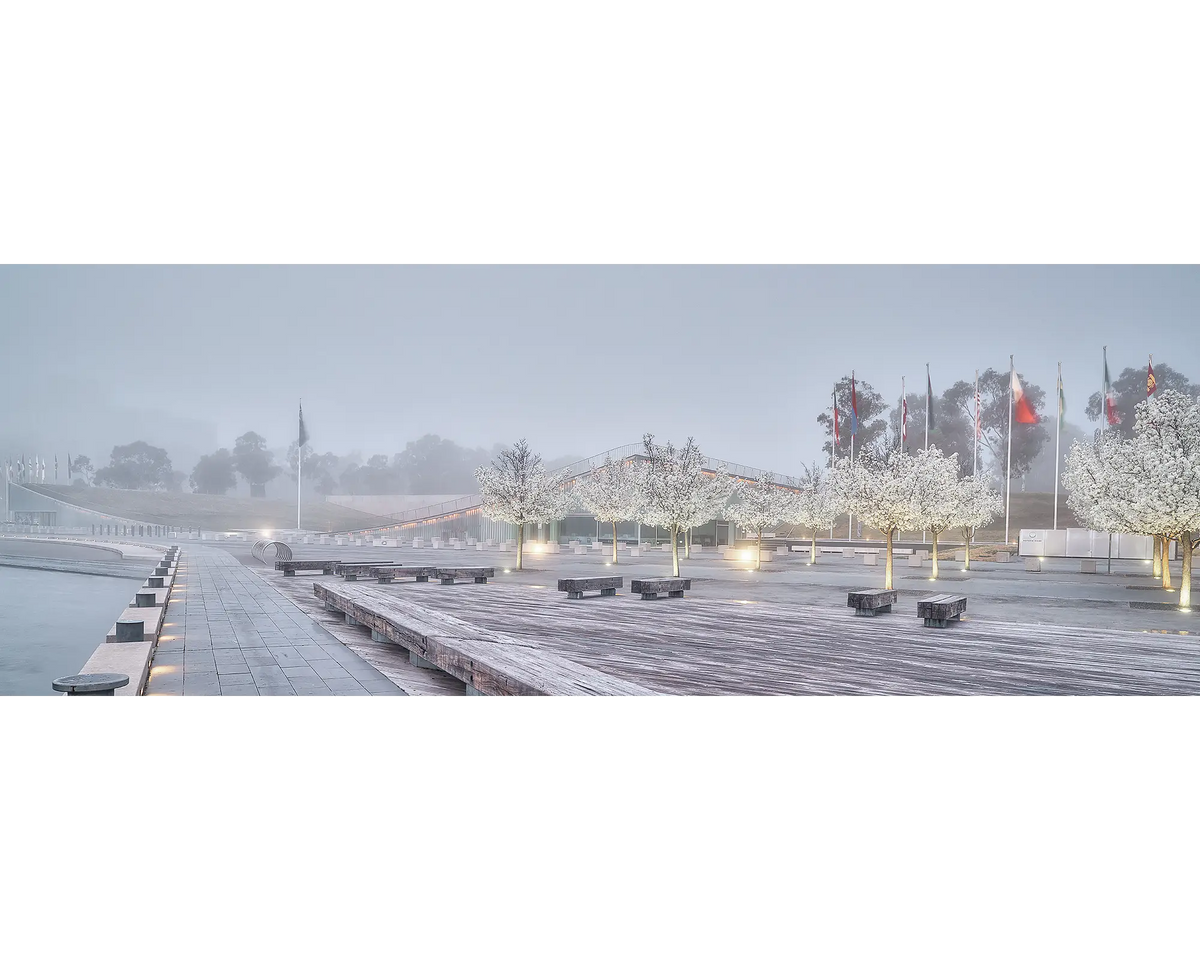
xmin=1012 ymin=369 xmax=1038 ymax=424
xmin=1104 ymin=354 xmax=1121 ymax=425
xmin=54 ymin=454 xmax=58 ymax=481
xmin=1147 ymin=358 xmax=1156 ymax=396
xmin=833 ymin=391 xmax=840 ymax=447
xmin=1057 ymin=371 xmax=1065 ymax=430
xmin=849 ymin=376 xmax=859 ymax=436
xmin=901 ymin=394 xmax=908 ymax=442
xmin=975 ymin=381 xmax=982 ymax=439
xmin=298 ymin=402 xmax=310 ymax=448
xmin=926 ymin=368 xmax=936 ymax=431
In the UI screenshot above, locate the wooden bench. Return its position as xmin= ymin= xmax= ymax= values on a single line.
xmin=630 ymin=577 xmax=691 ymax=600
xmin=276 ymin=559 xmax=338 ymax=576
xmin=312 ymin=581 xmax=653 ymax=695
xmin=333 ymin=561 xmax=399 ymax=581
xmin=374 ymin=565 xmax=437 ymax=583
xmin=847 ymin=588 xmax=897 ymax=616
xmin=917 ymin=594 xmax=967 ymax=628
xmin=435 ymin=566 xmax=495 ymax=585
xmin=558 ymin=576 xmax=622 ymax=599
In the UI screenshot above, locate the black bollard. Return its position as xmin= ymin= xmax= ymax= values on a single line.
xmin=53 ymin=673 xmax=130 ymax=696
xmin=111 ymin=621 xmax=143 ymax=643
xmin=135 ymin=591 xmax=157 ymax=608
xmin=148 ymin=576 xmax=165 ymax=588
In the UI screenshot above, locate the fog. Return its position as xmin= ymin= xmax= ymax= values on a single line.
xmin=2 ymin=265 xmax=1199 ymax=491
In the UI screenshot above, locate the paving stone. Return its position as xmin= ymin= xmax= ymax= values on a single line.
xmin=216 ymin=662 xmax=253 ymax=677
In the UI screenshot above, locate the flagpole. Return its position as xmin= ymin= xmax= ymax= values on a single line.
xmin=297 ymin=398 xmax=303 ymax=531
xmin=830 ymin=387 xmax=835 ymax=540
xmin=923 ymin=363 xmax=929 ymax=543
xmin=973 ymin=369 xmax=979 ymax=476
xmin=900 ymin=376 xmax=906 ymax=452
xmin=848 ymin=371 xmax=855 ymax=542
xmin=1101 ymin=346 xmax=1107 ymax=436
xmin=1054 ymin=361 xmax=1061 ymax=531
xmin=1005 ymin=354 xmax=1014 ymax=544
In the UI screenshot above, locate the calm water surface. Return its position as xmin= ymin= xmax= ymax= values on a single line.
xmin=0 ymin=566 xmax=144 ymax=696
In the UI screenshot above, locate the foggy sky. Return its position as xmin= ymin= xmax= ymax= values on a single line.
xmin=2 ymin=265 xmax=1198 ymax=478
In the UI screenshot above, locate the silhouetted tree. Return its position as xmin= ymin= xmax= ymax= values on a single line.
xmin=944 ymin=368 xmax=1049 ymax=480
xmin=888 ymin=391 xmax=972 ymax=476
xmin=816 ymin=376 xmax=889 ymax=462
xmin=95 ymin=441 xmax=174 ymax=491
xmin=232 ymin=431 xmax=280 ymax=497
xmin=190 ymin=448 xmax=237 ymax=495
xmin=1085 ymin=361 xmax=1199 ymax=438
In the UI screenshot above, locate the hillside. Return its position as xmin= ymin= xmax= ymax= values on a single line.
xmin=22 ymin=485 xmax=395 ymax=532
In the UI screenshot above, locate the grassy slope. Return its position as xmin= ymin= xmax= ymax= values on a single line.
xmin=24 ymin=484 xmax=395 ymax=532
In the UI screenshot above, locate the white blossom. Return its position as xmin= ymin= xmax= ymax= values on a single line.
xmin=475 ymin=438 xmax=573 ymax=571
xmin=636 ymin=434 xmax=731 ymax=576
xmin=789 ymin=464 xmax=844 ymax=563
xmin=575 ymin=453 xmax=644 ymax=564
xmin=725 ymin=473 xmax=795 ymax=570
xmin=831 ymin=451 xmax=922 ymax=588
xmin=909 ymin=447 xmax=962 ymax=578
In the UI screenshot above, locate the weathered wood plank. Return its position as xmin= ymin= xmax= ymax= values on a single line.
xmin=313 ymin=581 xmax=655 ymax=696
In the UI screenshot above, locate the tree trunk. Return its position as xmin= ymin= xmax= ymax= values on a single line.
xmin=686 ymin=527 xmax=692 ymax=559
xmin=756 ymin=529 xmax=763 ymax=571
xmin=671 ymin=523 xmax=680 ymax=577
xmin=931 ymin=530 xmax=940 ymax=579
xmin=1180 ymin=533 xmax=1193 ymax=609
xmin=516 ymin=524 xmax=524 ymax=571
xmin=612 ymin=521 xmax=618 ymax=565
xmin=1153 ymin=535 xmax=1162 ymax=579
xmin=810 ymin=530 xmax=817 ymax=564
xmin=1163 ymin=538 xmax=1173 ymax=590
xmin=963 ymin=528 xmax=972 ymax=571
xmin=885 ymin=528 xmax=894 ymax=589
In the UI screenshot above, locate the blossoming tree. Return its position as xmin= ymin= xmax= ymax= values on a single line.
xmin=790 ymin=464 xmax=843 ymax=564
xmin=636 ymin=434 xmax=728 ymax=577
xmin=910 ymin=447 xmax=963 ymax=580
xmin=831 ymin=451 xmax=922 ymax=589
xmin=475 ymin=438 xmax=573 ymax=571
xmin=1064 ymin=390 xmax=1200 ymax=607
xmin=954 ymin=472 xmax=1002 ymax=571
xmin=683 ymin=468 xmax=735 ymax=559
xmin=725 ymin=473 xmax=795 ymax=571
xmin=574 ymin=453 xmax=644 ymax=565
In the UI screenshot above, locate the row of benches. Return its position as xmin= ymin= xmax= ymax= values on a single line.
xmin=847 ymin=589 xmax=968 ymax=628
xmin=277 ymin=559 xmax=494 ymax=585
xmin=557 ymin=576 xmax=690 ymax=600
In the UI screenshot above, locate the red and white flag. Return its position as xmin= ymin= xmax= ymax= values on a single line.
xmin=901 ymin=395 xmax=908 ymax=442
xmin=1011 ymin=369 xmax=1038 ymax=424
xmin=975 ymin=381 xmax=982 ymax=439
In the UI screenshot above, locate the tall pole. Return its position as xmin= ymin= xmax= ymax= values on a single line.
xmin=1053 ymin=361 xmax=1062 ymax=530
xmin=848 ymin=432 xmax=854 ymax=542
xmin=901 ymin=376 xmax=906 ymax=452
xmin=1005 ymin=354 xmax=1014 ymax=544
xmin=1101 ymin=346 xmax=1107 ymax=436
xmin=925 ymin=362 xmax=930 ymax=452
xmin=848 ymin=374 xmax=855 ymax=542
xmin=830 ymin=387 xmax=835 ymax=539
xmin=297 ymin=399 xmax=303 ymax=531
xmin=973 ymin=369 xmax=979 ymax=476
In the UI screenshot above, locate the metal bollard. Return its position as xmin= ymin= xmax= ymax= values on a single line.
xmin=135 ymin=591 xmax=157 ymax=608
xmin=53 ymin=673 xmax=130 ymax=696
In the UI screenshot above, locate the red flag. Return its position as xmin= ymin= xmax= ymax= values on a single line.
xmin=1147 ymin=358 xmax=1157 ymax=396
xmin=1011 ymin=369 xmax=1038 ymax=424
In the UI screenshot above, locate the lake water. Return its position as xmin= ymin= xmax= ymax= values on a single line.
xmin=0 ymin=556 xmax=147 ymax=696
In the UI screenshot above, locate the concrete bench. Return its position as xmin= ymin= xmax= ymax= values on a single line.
xmin=276 ymin=559 xmax=338 ymax=576
xmin=1080 ymin=559 xmax=1098 ymax=574
xmin=334 ymin=561 xmax=399 ymax=581
xmin=1024 ymin=557 xmax=1042 ymax=572
xmin=847 ymin=588 xmax=897 ymax=616
xmin=374 ymin=565 xmax=437 ymax=584
xmin=907 ymin=555 xmax=923 ymax=567
xmin=630 ymin=577 xmax=691 ymax=600
xmin=863 ymin=553 xmax=877 ymax=566
xmin=918 ymin=594 xmax=967 ymax=628
xmin=995 ymin=551 xmax=1012 ymax=563
xmin=435 ymin=566 xmax=495 ymax=585
xmin=558 ymin=576 xmax=622 ymax=599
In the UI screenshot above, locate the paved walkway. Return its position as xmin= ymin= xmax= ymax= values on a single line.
xmin=144 ymin=546 xmax=403 ymax=696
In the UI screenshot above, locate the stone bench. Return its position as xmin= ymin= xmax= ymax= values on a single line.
xmin=1024 ymin=557 xmax=1042 ymax=572
xmin=333 ymin=561 xmax=399 ymax=581
xmin=558 ymin=576 xmax=622 ymax=599
xmin=435 ymin=566 xmax=495 ymax=585
xmin=374 ymin=565 xmax=437 ymax=583
xmin=276 ymin=559 xmax=339 ymax=576
xmin=917 ymin=594 xmax=967 ymax=628
xmin=630 ymin=577 xmax=691 ymax=600
xmin=847 ymin=588 xmax=897 ymax=616
xmin=1080 ymin=559 xmax=1098 ymax=574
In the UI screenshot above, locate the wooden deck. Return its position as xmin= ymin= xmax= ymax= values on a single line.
xmin=318 ymin=578 xmax=1200 ymax=695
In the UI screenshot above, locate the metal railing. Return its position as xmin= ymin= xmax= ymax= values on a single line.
xmin=251 ymin=539 xmax=293 ymax=563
